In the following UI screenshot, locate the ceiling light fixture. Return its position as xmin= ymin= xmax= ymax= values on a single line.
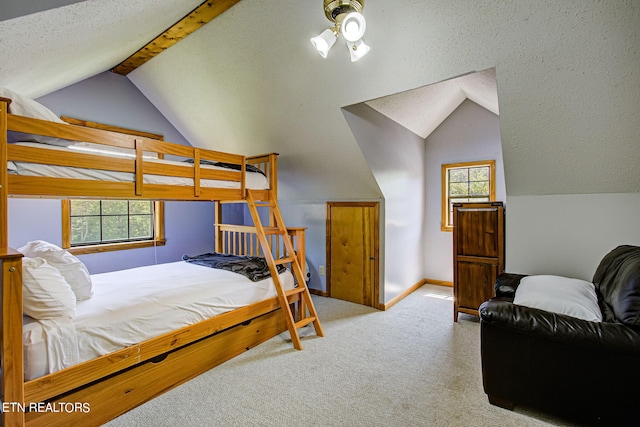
xmin=311 ymin=0 xmax=370 ymax=62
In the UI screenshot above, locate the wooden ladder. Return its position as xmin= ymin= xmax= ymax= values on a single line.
xmin=246 ymin=189 xmax=324 ymax=350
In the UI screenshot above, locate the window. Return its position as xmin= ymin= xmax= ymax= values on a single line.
xmin=441 ymin=160 xmax=495 ymax=232
xmin=62 ymin=200 xmax=165 ymax=254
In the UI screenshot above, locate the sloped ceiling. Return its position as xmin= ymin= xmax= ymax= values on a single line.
xmin=0 ymin=0 xmax=85 ymax=21
xmin=1 ymin=1 xmax=638 ymax=200
xmin=0 ymin=0 xmax=203 ymax=97
xmin=365 ymin=68 xmax=498 ymax=139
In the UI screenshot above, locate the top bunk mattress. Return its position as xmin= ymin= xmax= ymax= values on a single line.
xmin=23 ymin=261 xmax=294 ymax=381
xmin=8 ymin=142 xmax=270 ymax=190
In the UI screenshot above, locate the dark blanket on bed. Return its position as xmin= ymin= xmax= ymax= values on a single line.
xmin=182 ymin=252 xmax=285 ymax=282
xmin=183 ymin=159 xmax=266 ymax=176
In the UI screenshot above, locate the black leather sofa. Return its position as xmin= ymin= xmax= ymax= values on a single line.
xmin=479 ymin=245 xmax=640 ymax=425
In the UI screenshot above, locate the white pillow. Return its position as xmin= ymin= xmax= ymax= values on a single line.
xmin=0 ymin=87 xmax=64 ymax=123
xmin=19 ymin=241 xmax=93 ymax=301
xmin=0 ymin=86 xmax=72 ymax=146
xmin=22 ymin=257 xmax=76 ymax=319
xmin=514 ymin=275 xmax=602 ymax=322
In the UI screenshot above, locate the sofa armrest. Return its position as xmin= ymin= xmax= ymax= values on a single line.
xmin=479 ymin=299 xmax=640 ymax=355
xmin=494 ymin=273 xmax=528 ymax=299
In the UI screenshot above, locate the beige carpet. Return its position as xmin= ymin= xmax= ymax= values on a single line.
xmin=106 ymin=285 xmax=576 ymax=427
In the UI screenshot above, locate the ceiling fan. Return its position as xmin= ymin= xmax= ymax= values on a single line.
xmin=310 ymin=0 xmax=370 ymax=62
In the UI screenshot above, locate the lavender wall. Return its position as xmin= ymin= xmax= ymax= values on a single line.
xmin=262 ymin=99 xmax=504 ymax=302
xmin=424 ymin=99 xmax=505 ymax=283
xmin=275 ymin=200 xmax=329 ymax=293
xmin=7 ymin=72 xmax=218 ymax=273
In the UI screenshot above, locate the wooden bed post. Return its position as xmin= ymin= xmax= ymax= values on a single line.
xmin=268 ymin=154 xmax=278 ymax=228
xmin=1 ymin=98 xmax=10 ymax=249
xmin=268 ymin=153 xmax=278 ymax=201
xmin=0 ymin=97 xmax=311 ymax=423
xmin=1 ymin=250 xmax=25 ymax=427
xmin=287 ymin=228 xmax=306 ymax=274
xmin=2 ymin=98 xmax=25 ymax=425
xmin=214 ymin=201 xmax=222 ymax=252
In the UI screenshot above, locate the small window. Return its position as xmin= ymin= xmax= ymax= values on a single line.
xmin=62 ymin=200 xmax=165 ymax=254
xmin=441 ymin=160 xmax=495 ymax=232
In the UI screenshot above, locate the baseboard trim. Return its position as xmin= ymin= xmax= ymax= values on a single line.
xmin=309 ymin=288 xmax=329 ymax=297
xmin=381 ymin=279 xmax=426 ymax=311
xmin=380 ymin=278 xmax=453 ymax=310
xmin=423 ymin=278 xmax=453 ymax=287
xmin=312 ymin=278 xmax=451 ymax=310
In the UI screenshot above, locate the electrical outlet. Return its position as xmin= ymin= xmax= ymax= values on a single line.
xmin=319 ymin=265 xmax=325 ymax=276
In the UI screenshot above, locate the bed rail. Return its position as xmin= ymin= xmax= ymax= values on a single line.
xmin=247 ymin=153 xmax=278 ymax=199
xmin=2 ymin=225 xmax=305 ymax=424
xmin=5 ymin=113 xmax=246 ymax=200
xmin=216 ymin=224 xmax=306 ymax=273
xmin=1 ymin=98 xmax=10 ymax=248
xmin=0 ymin=101 xmax=279 ymax=206
xmin=1 ymin=98 xmax=291 ymax=425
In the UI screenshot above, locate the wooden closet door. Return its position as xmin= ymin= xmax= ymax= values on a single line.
xmin=327 ymin=202 xmax=379 ymax=307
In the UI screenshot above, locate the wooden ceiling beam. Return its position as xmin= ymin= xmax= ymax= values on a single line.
xmin=111 ymin=0 xmax=242 ymax=75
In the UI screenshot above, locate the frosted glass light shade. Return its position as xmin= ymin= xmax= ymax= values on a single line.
xmin=347 ymin=38 xmax=370 ymax=62
xmin=341 ymin=12 xmax=366 ymax=42
xmin=311 ymin=29 xmax=337 ymax=58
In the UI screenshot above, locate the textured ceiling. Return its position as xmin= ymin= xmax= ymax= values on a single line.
xmin=0 ymin=0 xmax=494 ymax=141
xmin=0 ymin=0 xmax=203 ymax=97
xmin=365 ymin=68 xmax=498 ymax=138
xmin=1 ymin=1 xmax=638 ymax=199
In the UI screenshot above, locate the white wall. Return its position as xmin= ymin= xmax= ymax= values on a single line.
xmin=425 ymin=100 xmax=505 ymax=283
xmin=5 ymin=1 xmax=637 ymax=296
xmin=124 ymin=1 xmax=639 ymax=294
xmin=506 ymin=193 xmax=640 ymax=281
xmin=127 ymin=1 xmax=640 ymax=198
xmin=342 ymin=103 xmax=426 ymax=302
xmin=273 ymin=102 xmax=427 ymax=301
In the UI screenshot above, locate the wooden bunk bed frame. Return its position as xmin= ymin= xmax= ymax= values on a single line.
xmin=0 ymin=98 xmax=322 ymax=426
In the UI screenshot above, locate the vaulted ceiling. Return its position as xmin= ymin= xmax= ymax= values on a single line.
xmin=366 ymin=69 xmax=498 ymax=139
xmin=1 ymin=1 xmax=638 ymax=199
xmin=1 ymin=0 xmax=496 ymax=141
xmin=0 ymin=0 xmax=205 ymax=97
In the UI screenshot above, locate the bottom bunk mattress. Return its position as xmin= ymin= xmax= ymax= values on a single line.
xmin=22 ymin=261 xmax=294 ymax=381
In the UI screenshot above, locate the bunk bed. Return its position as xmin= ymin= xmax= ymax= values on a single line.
xmin=0 ymin=92 xmax=323 ymax=426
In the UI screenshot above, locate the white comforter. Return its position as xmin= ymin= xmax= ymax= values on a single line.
xmin=23 ymin=261 xmax=294 ymax=380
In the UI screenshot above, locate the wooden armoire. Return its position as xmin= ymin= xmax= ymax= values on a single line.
xmin=453 ymin=202 xmax=505 ymax=321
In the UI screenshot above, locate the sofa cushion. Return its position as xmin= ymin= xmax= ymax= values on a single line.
xmin=593 ymin=245 xmax=640 ymax=327
xmin=513 ymin=275 xmax=602 ymax=322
